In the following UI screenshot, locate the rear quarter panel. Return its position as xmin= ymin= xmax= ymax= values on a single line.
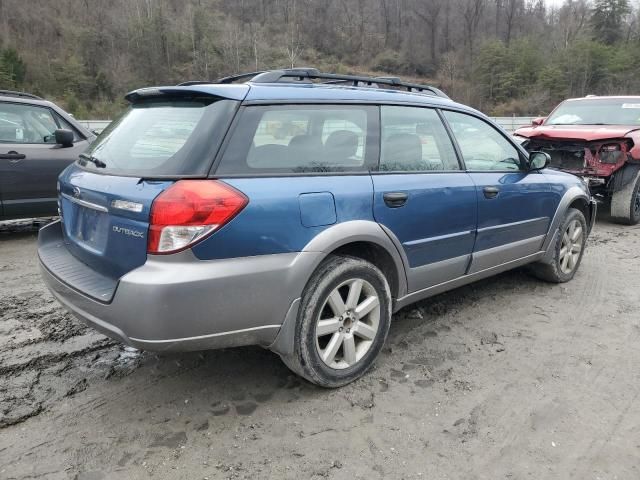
xmin=191 ymin=175 xmax=374 ymax=259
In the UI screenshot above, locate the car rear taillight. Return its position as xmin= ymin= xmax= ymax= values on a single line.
xmin=148 ymin=180 xmax=248 ymax=255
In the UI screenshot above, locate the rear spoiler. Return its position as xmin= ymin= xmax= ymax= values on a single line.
xmin=124 ymin=84 xmax=250 ymax=103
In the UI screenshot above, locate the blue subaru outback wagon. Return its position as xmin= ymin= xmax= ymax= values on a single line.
xmin=38 ymin=69 xmax=596 ymax=387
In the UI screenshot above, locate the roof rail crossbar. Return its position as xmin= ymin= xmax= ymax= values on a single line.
xmin=249 ymin=70 xmax=449 ymax=99
xmin=0 ymin=89 xmax=42 ymax=100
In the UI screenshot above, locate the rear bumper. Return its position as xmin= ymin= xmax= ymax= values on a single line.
xmin=38 ymin=221 xmax=320 ymax=352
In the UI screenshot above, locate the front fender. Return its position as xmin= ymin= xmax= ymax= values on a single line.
xmin=540 ymin=185 xmax=594 ymax=263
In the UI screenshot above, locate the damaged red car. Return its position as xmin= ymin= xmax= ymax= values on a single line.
xmin=515 ymin=96 xmax=640 ymax=224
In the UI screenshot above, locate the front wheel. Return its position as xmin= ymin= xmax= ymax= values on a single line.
xmin=282 ymin=255 xmax=392 ymax=388
xmin=610 ymin=168 xmax=640 ymax=225
xmin=529 ymin=208 xmax=587 ymax=283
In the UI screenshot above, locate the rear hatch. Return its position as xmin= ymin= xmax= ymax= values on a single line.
xmin=58 ymin=169 xmax=171 ymax=279
xmin=56 ymin=86 xmax=246 ymax=282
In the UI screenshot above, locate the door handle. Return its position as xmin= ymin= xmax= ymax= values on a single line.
xmin=483 ymin=186 xmax=499 ymax=199
xmin=383 ymin=192 xmax=408 ymax=208
xmin=0 ymin=151 xmax=26 ymax=161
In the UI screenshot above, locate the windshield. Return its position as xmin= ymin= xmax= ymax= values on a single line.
xmin=80 ymin=98 xmax=238 ymax=177
xmin=546 ymin=99 xmax=640 ymax=126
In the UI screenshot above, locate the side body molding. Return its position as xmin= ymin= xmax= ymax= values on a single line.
xmin=393 ymin=184 xmax=594 ymax=311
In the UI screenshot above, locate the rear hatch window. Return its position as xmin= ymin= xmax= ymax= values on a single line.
xmin=80 ymin=98 xmax=238 ymax=177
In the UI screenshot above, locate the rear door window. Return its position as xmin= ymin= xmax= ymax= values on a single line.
xmin=80 ymin=98 xmax=238 ymax=177
xmin=380 ymin=106 xmax=460 ymax=171
xmin=216 ymin=105 xmax=377 ymax=174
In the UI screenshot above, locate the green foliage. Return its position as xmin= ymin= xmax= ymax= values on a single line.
xmin=371 ymin=50 xmax=407 ymax=74
xmin=536 ymin=64 xmax=568 ymax=101
xmin=474 ymin=39 xmax=544 ymax=105
xmin=0 ymin=48 xmax=26 ymax=89
xmin=0 ymin=0 xmax=638 ymax=118
xmin=591 ymin=0 xmax=631 ymax=45
xmin=0 ymin=61 xmax=13 ymax=89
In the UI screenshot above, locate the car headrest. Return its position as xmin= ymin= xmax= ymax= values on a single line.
xmin=324 ymin=130 xmax=359 ymax=160
xmin=288 ymin=134 xmax=322 ymax=150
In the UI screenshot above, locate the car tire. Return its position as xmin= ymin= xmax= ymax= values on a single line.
xmin=281 ymin=255 xmax=392 ymax=388
xmin=610 ymin=168 xmax=640 ymax=225
xmin=529 ymin=208 xmax=587 ymax=283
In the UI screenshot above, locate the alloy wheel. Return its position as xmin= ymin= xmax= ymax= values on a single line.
xmin=315 ymin=278 xmax=381 ymax=370
xmin=559 ymin=219 xmax=583 ymax=275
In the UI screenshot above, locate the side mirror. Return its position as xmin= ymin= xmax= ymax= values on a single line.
xmin=531 ymin=117 xmax=546 ymax=127
xmin=54 ymin=129 xmax=74 ymax=147
xmin=529 ymin=151 xmax=550 ymax=171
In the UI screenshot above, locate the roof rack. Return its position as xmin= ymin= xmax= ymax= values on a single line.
xmin=250 ymin=69 xmax=449 ymax=99
xmin=176 ymin=68 xmax=449 ymax=99
xmin=0 ymin=90 xmax=42 ymax=100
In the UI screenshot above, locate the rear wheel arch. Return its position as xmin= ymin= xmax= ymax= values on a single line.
xmin=328 ymin=242 xmax=400 ymax=301
xmin=270 ymin=223 xmax=407 ymax=360
xmin=301 ymin=221 xmax=408 ymax=299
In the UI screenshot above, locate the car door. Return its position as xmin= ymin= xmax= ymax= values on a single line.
xmin=372 ymin=105 xmax=477 ymax=292
xmin=0 ymin=101 xmax=89 ymax=219
xmin=441 ymin=110 xmax=557 ymax=274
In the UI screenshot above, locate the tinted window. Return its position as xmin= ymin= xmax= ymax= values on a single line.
xmin=217 ymin=105 xmax=376 ymax=174
xmin=380 ymin=106 xmax=459 ymax=171
xmin=443 ymin=111 xmax=522 ymax=171
xmin=0 ymin=103 xmax=59 ymax=144
xmin=81 ymin=98 xmax=238 ymax=176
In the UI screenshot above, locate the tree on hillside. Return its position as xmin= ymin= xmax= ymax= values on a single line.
xmin=0 ymin=61 xmax=12 ymax=89
xmin=591 ymin=0 xmax=631 ymax=44
xmin=0 ymin=48 xmax=25 ymax=87
xmin=557 ymin=0 xmax=590 ymax=48
xmin=412 ymin=0 xmax=443 ymax=65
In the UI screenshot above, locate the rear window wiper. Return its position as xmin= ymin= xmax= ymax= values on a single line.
xmin=79 ymin=153 xmax=106 ymax=168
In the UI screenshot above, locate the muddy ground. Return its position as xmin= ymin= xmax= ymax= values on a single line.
xmin=0 ymin=217 xmax=639 ymax=480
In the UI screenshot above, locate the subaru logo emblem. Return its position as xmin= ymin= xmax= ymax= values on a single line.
xmin=72 ymin=186 xmax=81 ymax=198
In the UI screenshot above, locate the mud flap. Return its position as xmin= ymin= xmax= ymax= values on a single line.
xmin=268 ymin=298 xmax=301 ymax=358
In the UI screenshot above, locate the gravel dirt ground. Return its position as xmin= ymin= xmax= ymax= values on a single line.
xmin=1 ymin=216 xmax=639 ymax=480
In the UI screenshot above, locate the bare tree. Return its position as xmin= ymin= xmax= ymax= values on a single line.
xmin=462 ymin=0 xmax=486 ymax=65
xmin=284 ymin=0 xmax=303 ymax=68
xmin=557 ymin=0 xmax=590 ymax=48
xmin=504 ymin=0 xmax=522 ymax=45
xmin=413 ymin=0 xmax=443 ymax=64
